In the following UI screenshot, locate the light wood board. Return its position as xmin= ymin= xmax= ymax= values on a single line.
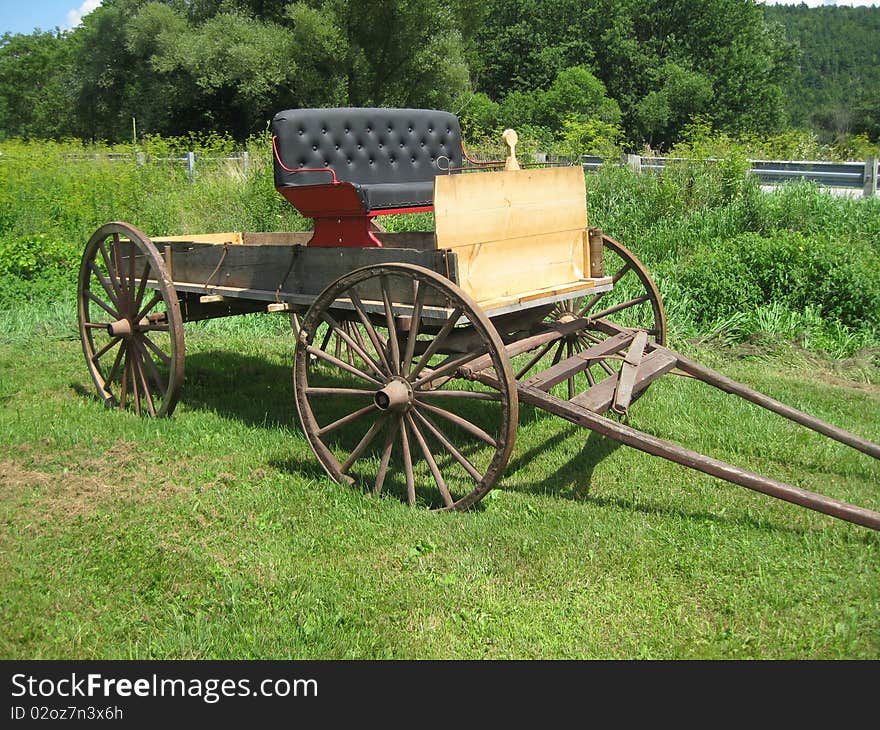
xmin=433 ymin=166 xmax=593 ymax=306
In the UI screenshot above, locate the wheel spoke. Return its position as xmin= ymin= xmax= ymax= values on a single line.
xmin=566 ymin=341 xmax=575 ymax=400
xmin=417 ymin=400 xmax=497 ymax=447
xmin=317 ymin=403 xmax=376 ymax=436
xmin=340 ymin=413 xmax=388 ymax=475
xmin=98 ymin=241 xmax=124 ymax=303
xmin=306 ymin=344 xmax=383 ymax=386
xmin=319 ymin=324 xmax=334 ymax=353
xmin=348 ymin=288 xmax=392 ymax=375
xmin=550 ymin=340 xmax=565 ymax=367
xmin=373 ymin=417 xmax=400 ymax=495
xmin=344 ymin=323 xmax=354 ymax=366
xmin=92 ymin=335 xmax=122 ymax=363
xmin=306 ymin=387 xmax=375 ymax=397
xmin=136 ymin=292 xmax=163 ymax=322
xmin=415 ymin=389 xmax=501 ymax=401
xmin=406 ymin=413 xmax=453 ymax=508
xmin=400 ymin=418 xmax=416 ymax=506
xmin=597 ymin=358 xmax=616 ymax=376
xmin=576 ymin=291 xmax=607 ymax=317
xmin=111 ymin=233 xmax=127 ymax=299
xmin=141 ymin=334 xmax=171 ymax=367
xmin=135 ymin=350 xmax=157 ymax=417
xmin=588 ymin=295 xmax=650 ymax=321
xmin=133 ymin=337 xmax=167 ymax=396
xmin=133 ymin=259 xmax=151 ymax=314
xmin=411 ymin=346 xmax=488 ymax=389
xmin=349 ymin=320 xmax=369 ymax=353
xmin=612 ymin=261 xmax=633 ymax=284
xmin=106 ymin=341 xmax=127 ymax=386
xmin=333 ymin=325 xmax=343 ymax=360
xmin=515 ymin=340 xmax=555 ymax=379
xmin=402 ymin=281 xmax=425 ymax=374
xmin=127 ymin=238 xmax=136 ymax=312
xmin=412 ymin=407 xmax=482 ymax=483
xmin=408 ymin=305 xmax=464 ymax=383
xmin=119 ymin=347 xmax=130 ymax=409
xmin=89 ymin=260 xmax=121 ymax=311
xmin=380 ymin=276 xmax=402 ymax=375
xmin=321 ymin=313 xmax=384 ymax=378
xmin=86 ymin=290 xmax=120 ymax=319
xmin=585 ymin=366 xmax=596 ymax=387
xmin=129 ymin=348 xmax=143 ymax=416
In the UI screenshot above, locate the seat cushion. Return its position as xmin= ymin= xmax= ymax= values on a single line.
xmin=356 ymin=181 xmax=435 ymax=210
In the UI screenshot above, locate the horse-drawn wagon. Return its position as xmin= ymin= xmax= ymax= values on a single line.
xmin=76 ymin=107 xmax=880 ymax=529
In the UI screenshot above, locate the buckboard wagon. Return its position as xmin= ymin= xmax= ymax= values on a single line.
xmin=77 ymin=108 xmax=880 ymax=530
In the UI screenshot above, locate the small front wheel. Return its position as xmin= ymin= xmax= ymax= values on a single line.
xmin=77 ymin=222 xmax=185 ymax=416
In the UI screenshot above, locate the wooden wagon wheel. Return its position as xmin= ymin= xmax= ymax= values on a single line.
xmin=77 ymin=222 xmax=185 ymax=416
xmin=514 ymin=233 xmax=666 ymax=400
xmin=294 ymin=263 xmax=518 ymax=510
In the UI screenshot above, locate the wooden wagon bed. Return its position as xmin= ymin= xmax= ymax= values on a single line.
xmin=148 ymin=165 xmax=612 ymax=320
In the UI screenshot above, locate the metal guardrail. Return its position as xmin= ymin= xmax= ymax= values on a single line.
xmin=602 ymin=154 xmax=878 ymax=197
xmin=52 ymin=151 xmax=257 ymax=179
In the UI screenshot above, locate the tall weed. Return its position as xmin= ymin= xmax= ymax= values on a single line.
xmin=1 ymin=137 xmax=878 ymax=358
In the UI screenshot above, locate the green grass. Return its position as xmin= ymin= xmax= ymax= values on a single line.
xmin=1 ymin=137 xmax=878 ymax=658
xmin=1 ymin=319 xmax=877 ymax=659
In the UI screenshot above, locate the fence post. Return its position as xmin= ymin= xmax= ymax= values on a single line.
xmin=626 ymin=154 xmax=642 ymax=174
xmin=186 ymin=151 xmax=195 ymax=180
xmin=242 ymin=150 xmax=249 ymax=175
xmin=864 ymin=157 xmax=878 ymax=197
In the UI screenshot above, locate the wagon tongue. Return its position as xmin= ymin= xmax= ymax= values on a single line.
xmin=462 ymin=333 xmax=880 ymax=532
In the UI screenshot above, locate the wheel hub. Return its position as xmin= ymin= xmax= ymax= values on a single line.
xmin=373 ymin=376 xmax=413 ymax=412
xmin=106 ymin=318 xmax=133 ymax=338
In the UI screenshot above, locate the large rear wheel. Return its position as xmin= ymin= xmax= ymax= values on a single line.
xmin=294 ymin=263 xmax=518 ymax=510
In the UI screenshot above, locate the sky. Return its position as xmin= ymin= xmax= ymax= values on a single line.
xmin=1 ymin=0 xmax=879 ymax=37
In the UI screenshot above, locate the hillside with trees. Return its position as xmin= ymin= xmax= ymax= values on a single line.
xmin=764 ymin=3 xmax=880 ymax=144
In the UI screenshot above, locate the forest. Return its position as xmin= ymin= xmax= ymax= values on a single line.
xmin=0 ymin=0 xmax=878 ymax=154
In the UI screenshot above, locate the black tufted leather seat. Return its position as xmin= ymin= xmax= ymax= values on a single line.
xmin=271 ymin=107 xmax=463 ymax=211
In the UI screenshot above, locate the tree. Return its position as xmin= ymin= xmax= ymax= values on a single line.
xmin=475 ymin=0 xmax=796 ymax=147
xmin=0 ymin=31 xmax=74 ymax=139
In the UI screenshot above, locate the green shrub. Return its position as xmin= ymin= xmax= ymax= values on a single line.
xmin=676 ymin=231 xmax=880 ymax=329
xmin=0 ymin=233 xmax=79 ymax=280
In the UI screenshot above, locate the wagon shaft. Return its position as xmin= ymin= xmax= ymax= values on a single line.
xmin=462 ymin=321 xmax=880 ymax=531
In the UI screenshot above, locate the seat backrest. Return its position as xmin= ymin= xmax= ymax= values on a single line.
xmin=271 ymin=107 xmax=463 ymax=189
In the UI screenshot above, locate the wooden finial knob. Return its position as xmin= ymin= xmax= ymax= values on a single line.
xmin=502 ymin=128 xmax=520 ymax=171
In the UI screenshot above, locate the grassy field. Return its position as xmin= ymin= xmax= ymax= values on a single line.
xmin=1 ymin=315 xmax=877 ymax=659
xmin=1 ymin=138 xmax=878 ymax=659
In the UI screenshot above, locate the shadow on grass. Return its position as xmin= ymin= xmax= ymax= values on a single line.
xmin=69 ymin=351 xmax=877 ymax=533
xmin=505 ymin=414 xmax=622 ymax=500
xmin=180 ymin=350 xmax=299 ymax=430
